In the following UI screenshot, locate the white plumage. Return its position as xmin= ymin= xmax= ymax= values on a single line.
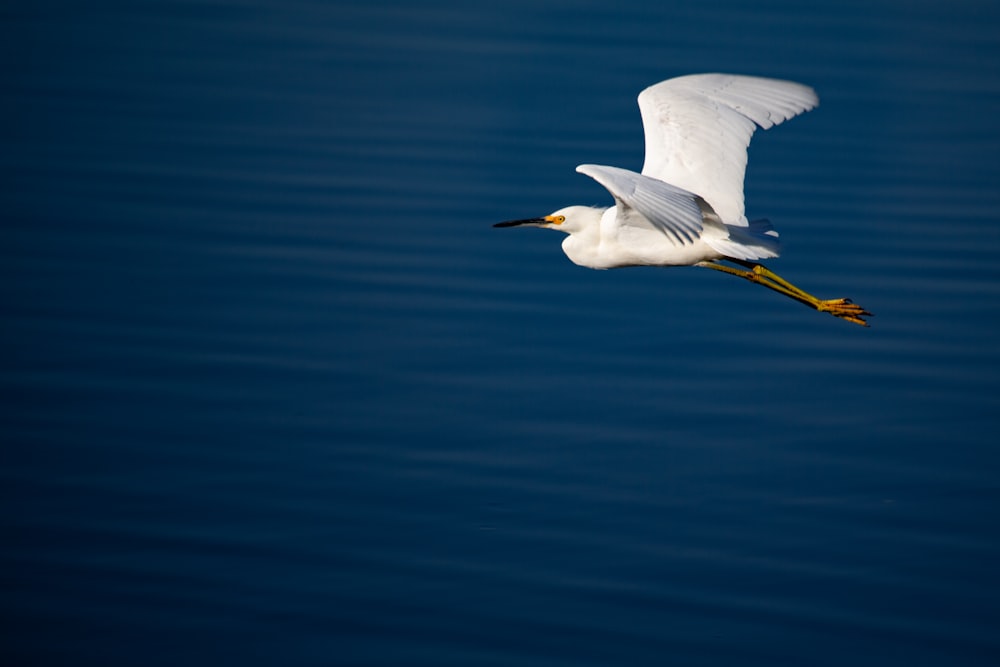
xmin=638 ymin=73 xmax=818 ymax=225
xmin=495 ymin=73 xmax=871 ymax=326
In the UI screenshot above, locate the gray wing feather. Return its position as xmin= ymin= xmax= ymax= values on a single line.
xmin=576 ymin=164 xmax=704 ymax=247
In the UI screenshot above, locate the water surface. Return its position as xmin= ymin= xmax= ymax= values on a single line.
xmin=3 ymin=1 xmax=1000 ymax=665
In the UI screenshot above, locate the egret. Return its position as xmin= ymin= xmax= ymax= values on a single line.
xmin=495 ymin=73 xmax=871 ymax=326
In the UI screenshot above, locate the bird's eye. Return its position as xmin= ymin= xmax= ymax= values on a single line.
xmin=552 ymin=215 xmax=565 ymax=224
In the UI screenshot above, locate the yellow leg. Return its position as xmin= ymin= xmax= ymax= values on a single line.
xmin=699 ymin=259 xmax=873 ymax=326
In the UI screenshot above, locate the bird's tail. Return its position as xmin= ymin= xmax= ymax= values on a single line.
xmin=708 ymin=218 xmax=781 ymax=261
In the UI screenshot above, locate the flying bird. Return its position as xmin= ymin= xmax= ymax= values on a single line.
xmin=495 ymin=73 xmax=871 ymax=326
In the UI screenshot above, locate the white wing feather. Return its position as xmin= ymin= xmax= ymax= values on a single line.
xmin=638 ymin=73 xmax=818 ymax=225
xmin=576 ymin=164 xmax=704 ymax=247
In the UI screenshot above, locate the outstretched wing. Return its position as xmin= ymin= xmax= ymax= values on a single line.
xmin=576 ymin=163 xmax=704 ymax=247
xmin=638 ymin=73 xmax=818 ymax=225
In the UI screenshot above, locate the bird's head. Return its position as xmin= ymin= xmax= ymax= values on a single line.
xmin=494 ymin=205 xmax=603 ymax=234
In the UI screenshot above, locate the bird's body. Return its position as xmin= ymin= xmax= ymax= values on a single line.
xmin=560 ymin=208 xmax=720 ymax=268
xmin=495 ymin=73 xmax=871 ymax=326
xmin=553 ymin=204 xmax=713 ymax=268
xmin=552 ymin=202 xmax=778 ymax=269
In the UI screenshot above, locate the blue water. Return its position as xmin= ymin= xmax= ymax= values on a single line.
xmin=4 ymin=1 xmax=1000 ymax=665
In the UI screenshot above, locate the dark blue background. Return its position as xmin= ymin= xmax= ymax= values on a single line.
xmin=3 ymin=1 xmax=1000 ymax=665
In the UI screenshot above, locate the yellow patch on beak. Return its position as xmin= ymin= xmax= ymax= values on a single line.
xmin=544 ymin=215 xmax=566 ymax=225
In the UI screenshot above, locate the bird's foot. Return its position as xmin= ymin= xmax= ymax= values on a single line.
xmin=747 ymin=264 xmax=873 ymax=327
xmin=700 ymin=260 xmax=874 ymax=327
xmin=816 ymin=298 xmax=872 ymax=327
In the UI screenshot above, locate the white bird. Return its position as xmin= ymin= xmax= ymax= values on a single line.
xmin=495 ymin=73 xmax=871 ymax=326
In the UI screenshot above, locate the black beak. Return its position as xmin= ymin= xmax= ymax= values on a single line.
xmin=493 ymin=218 xmax=548 ymax=228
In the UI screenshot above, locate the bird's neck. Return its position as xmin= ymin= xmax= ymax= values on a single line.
xmin=560 ymin=208 xmax=610 ymax=269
